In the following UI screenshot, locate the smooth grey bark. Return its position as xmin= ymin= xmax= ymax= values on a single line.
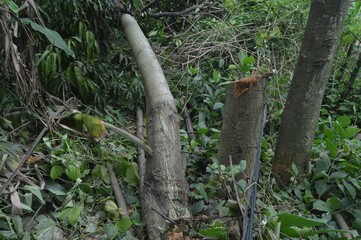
xmin=218 ymin=80 xmax=266 ymax=179
xmin=272 ymin=0 xmax=350 ymax=185
xmin=121 ymin=14 xmax=190 ymax=239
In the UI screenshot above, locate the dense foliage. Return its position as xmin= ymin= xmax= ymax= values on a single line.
xmin=0 ymin=0 xmax=360 ymax=239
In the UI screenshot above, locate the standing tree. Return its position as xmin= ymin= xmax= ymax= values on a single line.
xmin=272 ymin=0 xmax=351 ymax=185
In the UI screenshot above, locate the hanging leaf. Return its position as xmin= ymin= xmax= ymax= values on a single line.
xmin=20 ymin=18 xmax=75 ymax=57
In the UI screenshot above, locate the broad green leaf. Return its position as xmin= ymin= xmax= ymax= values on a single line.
xmin=325 ymin=139 xmax=337 ymax=157
xmin=35 ymin=215 xmax=64 ymax=240
xmin=44 ymin=181 xmax=67 ymax=196
xmin=324 ymin=128 xmax=336 ymax=140
xmin=280 ymin=226 xmax=313 ymax=238
xmin=105 ymin=200 xmax=119 ymax=218
xmin=329 ymin=171 xmax=347 ymax=179
xmin=6 ymin=0 xmax=19 ymax=13
xmin=104 ymin=223 xmax=118 ymax=239
xmin=336 ymin=115 xmax=351 ymax=128
xmin=342 ymin=179 xmax=356 ymax=199
xmin=278 ymin=213 xmax=326 ymax=228
xmin=270 ymin=26 xmax=281 ymax=38
xmin=65 ymin=165 xmax=81 ymax=181
xmin=344 ymin=126 xmax=360 ymax=139
xmin=191 ymin=200 xmax=204 ymax=215
xmin=243 ymin=56 xmax=255 ymax=65
xmin=314 ymin=156 xmax=331 ymax=175
xmin=21 ymin=18 xmax=75 ymax=57
xmin=213 ymin=102 xmax=224 ymax=110
xmin=314 ymin=179 xmax=328 ymax=197
xmin=326 ymin=196 xmax=341 ymax=211
xmin=59 ymin=205 xmax=82 ymax=225
xmin=115 ymin=216 xmax=132 ymax=233
xmin=50 ymin=165 xmax=64 ymax=180
xmin=125 ymin=164 xmax=139 ymax=184
xmin=24 ymin=185 xmax=45 ymax=204
xmin=313 ymin=200 xmax=331 ymax=212
xmin=12 ymin=216 xmax=23 ymax=235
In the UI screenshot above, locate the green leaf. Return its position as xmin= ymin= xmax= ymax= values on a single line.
xmin=352 ymin=219 xmax=361 ymax=232
xmin=115 ymin=216 xmax=132 ymax=233
xmin=59 ymin=205 xmax=82 ymax=225
xmin=228 ymin=64 xmax=237 ymax=70
xmin=20 ymin=18 xmax=75 ymax=57
xmin=190 ymin=200 xmax=204 ymax=215
xmin=280 ymin=226 xmax=313 ymax=238
xmin=35 ymin=215 xmax=64 ymax=240
xmin=325 ymin=139 xmax=337 ymax=157
xmin=65 ymin=165 xmax=81 ymax=181
xmin=329 ymin=171 xmax=347 ymax=179
xmin=314 ymin=179 xmax=328 ymax=197
xmin=278 ymin=213 xmax=327 ymax=228
xmin=314 ymin=156 xmax=331 ymax=175
xmin=12 ymin=216 xmax=23 ymax=235
xmin=213 ymin=102 xmax=224 ymax=110
xmin=6 ymin=0 xmax=19 ymax=13
xmin=344 ymin=126 xmax=360 ymax=139
xmin=50 ymin=165 xmax=64 ymax=180
xmin=342 ymin=179 xmax=356 ymax=199
xmin=104 ymin=223 xmax=119 ymax=239
xmin=326 ymin=196 xmax=341 ymax=211
xmin=125 ymin=163 xmax=139 ymax=184
xmin=44 ymin=181 xmax=67 ymax=196
xmin=270 ymin=26 xmax=281 ymax=38
xmin=199 ymin=222 xmax=227 ymax=238
xmin=336 ymin=115 xmax=351 ymax=128
xmin=243 ymin=56 xmax=255 ymax=65
xmin=313 ymin=200 xmax=331 ymax=212
xmin=105 ymin=200 xmax=120 ymax=218
xmin=24 ymin=185 xmax=45 ymax=205
xmin=291 ymin=163 xmax=298 ymax=176
xmin=212 ymin=69 xmax=220 ymax=83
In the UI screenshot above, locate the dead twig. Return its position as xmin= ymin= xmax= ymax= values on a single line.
xmin=333 ymin=213 xmax=353 ymax=239
xmin=148 ymin=2 xmax=208 ymax=18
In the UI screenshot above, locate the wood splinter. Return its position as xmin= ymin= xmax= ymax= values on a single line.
xmin=235 ymin=70 xmax=273 ymax=97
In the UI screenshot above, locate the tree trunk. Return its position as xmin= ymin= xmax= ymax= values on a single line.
xmin=218 ymin=79 xmax=266 ymax=179
xmin=121 ymin=14 xmax=190 ymax=239
xmin=272 ymin=0 xmax=350 ymax=185
xmin=340 ymin=50 xmax=361 ymax=99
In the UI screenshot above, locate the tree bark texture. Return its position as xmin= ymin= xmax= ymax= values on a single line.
xmin=272 ymin=0 xmax=350 ymax=185
xmin=218 ymin=80 xmax=266 ymax=179
xmin=121 ymin=14 xmax=190 ymax=239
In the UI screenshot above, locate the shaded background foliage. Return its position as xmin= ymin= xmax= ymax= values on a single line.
xmin=0 ymin=0 xmax=361 ymax=239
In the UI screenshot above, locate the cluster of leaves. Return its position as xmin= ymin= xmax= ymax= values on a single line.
xmin=0 ymin=129 xmax=142 ymax=239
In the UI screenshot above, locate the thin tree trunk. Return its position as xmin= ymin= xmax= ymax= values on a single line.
xmin=121 ymin=14 xmax=190 ymax=239
xmin=335 ymin=40 xmax=355 ymax=83
xmin=340 ymin=50 xmax=361 ymax=99
xmin=272 ymin=0 xmax=350 ymax=185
